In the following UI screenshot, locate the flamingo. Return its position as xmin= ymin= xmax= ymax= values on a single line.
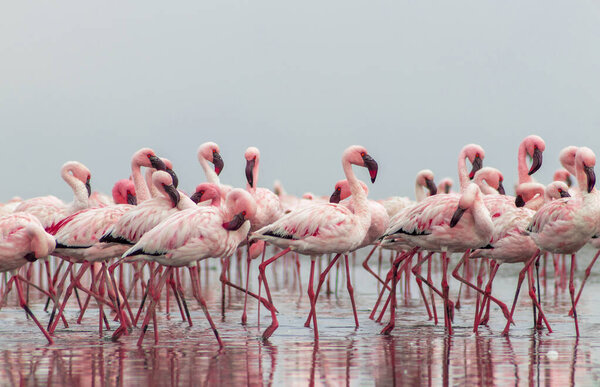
xmin=120 ymin=188 xmax=259 ymax=347
xmin=129 ymin=148 xmax=169 ymax=203
xmin=554 ymin=169 xmax=573 ymax=188
xmin=15 ymin=161 xmax=93 ymax=229
xmin=302 ymin=178 xmax=390 ymax=329
xmin=525 ymin=147 xmax=600 ymax=336
xmin=456 ymin=181 xmax=567 ymax=334
xmin=244 ymin=147 xmax=283 ymax=231
xmin=251 ymin=145 xmax=379 ymax=340
xmin=0 ymin=213 xmax=56 ymax=343
xmin=379 ymin=144 xmax=490 ymax=334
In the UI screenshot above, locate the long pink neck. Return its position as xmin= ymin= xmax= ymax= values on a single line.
xmin=145 ymin=169 xmax=160 ymax=198
xmin=457 ymin=151 xmax=470 ymax=192
xmin=131 ymin=161 xmax=150 ymax=203
xmin=199 ymin=154 xmax=220 ymax=185
xmin=342 ymin=157 xmax=370 ymax=230
xmin=62 ymin=169 xmax=88 ymax=212
xmin=415 ymin=181 xmax=427 ymax=201
xmin=517 ymin=142 xmax=532 ymax=184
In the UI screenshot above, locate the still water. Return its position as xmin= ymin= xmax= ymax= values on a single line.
xmin=1 ymin=248 xmax=600 ymax=386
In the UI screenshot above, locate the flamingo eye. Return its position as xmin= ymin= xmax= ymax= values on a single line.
xmin=336 ymin=187 xmax=341 ymax=192
xmin=558 ymin=188 xmax=563 ymax=193
xmin=360 ymin=152 xmax=366 ymax=157
xmin=242 ymin=211 xmax=247 ymax=216
xmin=499 ymin=177 xmax=503 ymax=182
xmin=476 ymin=153 xmax=480 ymax=158
xmin=200 ymin=190 xmax=205 ymax=195
xmin=127 ymin=191 xmax=132 ymax=195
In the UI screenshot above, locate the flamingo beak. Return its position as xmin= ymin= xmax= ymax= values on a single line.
xmin=362 ymin=154 xmax=378 ymax=183
xmin=560 ymin=190 xmax=571 ymax=198
xmin=515 ymin=195 xmax=525 ymax=208
xmin=24 ymin=252 xmax=38 ymax=263
xmin=149 ymin=155 xmax=167 ymax=171
xmin=528 ymin=147 xmax=543 ymax=176
xmin=585 ymin=166 xmax=596 ymax=193
xmin=223 ymin=212 xmax=246 ymax=231
xmin=245 ymin=158 xmax=256 ymax=188
xmin=469 ymin=156 xmax=483 ymax=180
xmin=164 ymin=184 xmax=180 ymax=207
xmin=450 ymin=206 xmax=466 ymax=228
xmin=497 ymin=180 xmax=506 ymax=195
xmin=190 ymin=190 xmax=205 ymax=204
xmin=127 ymin=191 xmax=137 ymax=205
xmin=85 ymin=177 xmax=92 ymax=197
xmin=166 ymin=168 xmax=179 ymax=188
xmin=443 ymin=183 xmax=451 ymax=194
xmin=330 ymin=188 xmax=342 ymax=204
xmin=213 ymin=152 xmax=224 ymax=175
xmin=425 ymin=178 xmax=437 ymax=196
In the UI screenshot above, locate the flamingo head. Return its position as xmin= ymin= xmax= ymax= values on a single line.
xmin=437 ymin=177 xmax=454 ymax=194
xmin=416 ymin=169 xmax=437 ymax=196
xmin=63 ymin=161 xmax=92 ymax=197
xmin=559 ymin=146 xmax=579 ymax=176
xmin=330 ymin=179 xmax=369 ymax=203
xmin=198 ymin=142 xmax=224 ymax=175
xmin=576 ymin=147 xmax=596 ymax=193
xmin=553 ymin=169 xmax=573 ymax=187
xmin=133 ymin=148 xmax=167 ymax=172
xmin=152 ymin=171 xmax=180 ymax=208
xmin=450 ymin=184 xmax=481 ymax=227
xmin=544 ymin=181 xmax=571 ymax=201
xmin=223 ymin=189 xmax=256 ymax=231
xmin=514 ymin=182 xmax=545 ymax=207
xmin=190 ymin=183 xmax=221 ymax=206
xmin=27 ymin=223 xmax=56 ymax=260
xmin=344 ymin=145 xmax=378 ymax=183
xmin=461 ymin=144 xmax=485 ymax=180
xmin=522 ymin=135 xmax=545 ymax=176
xmin=244 ymin=147 xmax=260 ymax=188
xmin=248 ymin=239 xmax=266 ymax=260
xmin=112 ymin=179 xmax=137 ymax=205
xmin=473 ymin=167 xmax=505 ymax=195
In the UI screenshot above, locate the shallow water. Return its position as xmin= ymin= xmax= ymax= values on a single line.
xmin=1 ymin=248 xmax=600 ymax=386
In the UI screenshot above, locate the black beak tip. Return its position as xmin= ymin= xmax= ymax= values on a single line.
xmin=330 ymin=190 xmax=341 ymax=204
xmin=515 ymin=195 xmax=525 ymax=208
xmin=528 ymin=148 xmax=543 ymax=176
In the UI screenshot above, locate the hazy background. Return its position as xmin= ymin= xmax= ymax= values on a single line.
xmin=2 ymin=1 xmax=599 ymax=202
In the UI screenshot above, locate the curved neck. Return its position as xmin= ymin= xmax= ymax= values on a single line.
xmin=457 ymin=152 xmax=470 ymax=192
xmin=62 ymin=170 xmax=88 ymax=211
xmin=145 ymin=169 xmax=160 ymax=198
xmin=131 ymin=161 xmax=150 ymax=203
xmin=342 ymin=158 xmax=369 ymax=224
xmin=415 ymin=181 xmax=426 ymax=202
xmin=199 ymin=156 xmax=220 ymax=185
xmin=517 ymin=143 xmax=532 ymax=184
xmin=575 ymin=163 xmax=592 ymax=196
xmin=473 ymin=174 xmax=497 ymax=195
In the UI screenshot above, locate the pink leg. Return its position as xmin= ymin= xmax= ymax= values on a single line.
xmin=260 ymin=248 xmax=292 ymax=339
xmin=13 ymin=276 xmax=53 ymax=344
xmin=362 ymin=245 xmax=389 ymax=288
xmin=241 ymin=244 xmax=253 ymax=325
xmin=305 ymin=253 xmax=341 ymax=327
xmin=189 ymin=266 xmax=223 ymax=348
xmin=502 ymin=250 xmax=539 ymax=335
xmin=568 ymin=254 xmax=579 ymax=336
xmin=441 ymin=253 xmax=453 ymax=334
xmin=570 ymin=249 xmax=600 ymax=315
xmin=377 ymin=255 xmax=414 ymax=323
xmin=344 ymin=254 xmax=359 ymax=328
xmin=427 ymin=256 xmax=438 ymax=325
xmin=526 ymin=265 xmax=552 ymax=332
xmin=137 ymin=267 xmax=171 ymax=346
xmin=381 ymin=253 xmax=406 ymax=335
xmin=413 ymin=256 xmax=433 ymax=320
xmin=307 ymin=258 xmax=319 ymax=340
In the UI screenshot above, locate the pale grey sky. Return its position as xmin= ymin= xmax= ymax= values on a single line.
xmin=2 ymin=1 xmax=600 ymax=202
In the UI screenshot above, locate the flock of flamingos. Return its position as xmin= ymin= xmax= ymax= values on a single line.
xmin=1 ymin=136 xmax=599 ymax=347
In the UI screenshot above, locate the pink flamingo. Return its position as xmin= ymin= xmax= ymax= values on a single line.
xmin=379 ymin=144 xmax=489 ymax=334
xmin=239 ymin=147 xmax=283 ymax=323
xmin=251 ymin=145 xmax=379 ymax=340
xmin=129 ymin=148 xmax=169 ymax=203
xmin=302 ymin=178 xmax=390 ymax=328
xmin=197 ymin=142 xmax=230 ymax=197
xmin=525 ymin=147 xmax=600 ymax=336
xmin=0 ymin=213 xmax=56 ymax=343
xmin=15 ymin=161 xmax=93 ymax=229
xmin=516 ymin=135 xmax=545 ymax=186
xmin=120 ymin=188 xmax=259 ymax=347
xmin=458 ymin=182 xmax=567 ymax=334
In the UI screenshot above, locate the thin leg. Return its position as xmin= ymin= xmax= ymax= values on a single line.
xmin=189 ymin=265 xmax=223 ymax=348
xmin=307 ymin=257 xmax=319 ymax=340
xmin=305 ymin=253 xmax=341 ymax=327
xmin=569 ymin=254 xmax=579 ymax=336
xmin=570 ymin=249 xmax=600 ymax=315
xmin=502 ymin=250 xmax=539 ymax=336
xmin=13 ymin=276 xmax=53 ymax=344
xmin=344 ymin=254 xmax=359 ymax=328
xmin=260 ymin=248 xmax=292 ymax=339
